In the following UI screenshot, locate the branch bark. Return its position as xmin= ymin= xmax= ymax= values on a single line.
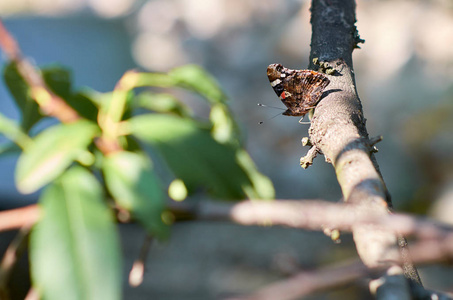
xmin=4 ymin=200 xmax=453 ymax=256
xmin=306 ymin=0 xmax=420 ymax=285
xmin=2 ymin=199 xmax=453 ymax=299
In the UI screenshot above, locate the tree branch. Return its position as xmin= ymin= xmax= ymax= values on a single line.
xmin=3 ymin=200 xmax=453 ymax=252
xmin=227 ymin=259 xmax=369 ymax=300
xmin=2 ymin=199 xmax=453 ymax=299
xmin=228 ymin=258 xmax=453 ymax=300
xmin=0 ymin=205 xmax=40 ymax=232
xmin=306 ymin=0 xmax=420 ymax=284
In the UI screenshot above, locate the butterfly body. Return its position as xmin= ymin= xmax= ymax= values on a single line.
xmin=267 ymin=64 xmax=330 ymax=117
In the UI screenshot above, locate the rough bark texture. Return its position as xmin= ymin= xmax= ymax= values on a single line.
xmin=307 ymin=0 xmax=421 ymax=285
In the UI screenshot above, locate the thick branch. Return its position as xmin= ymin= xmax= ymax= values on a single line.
xmin=307 ymin=0 xmax=419 ymax=284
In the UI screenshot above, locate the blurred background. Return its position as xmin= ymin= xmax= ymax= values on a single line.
xmin=0 ymin=0 xmax=452 ymax=299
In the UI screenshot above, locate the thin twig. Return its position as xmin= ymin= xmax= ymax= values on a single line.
xmin=0 ymin=225 xmax=33 ymax=299
xmin=24 ymin=287 xmax=39 ymax=300
xmin=0 ymin=205 xmax=40 ymax=232
xmin=299 ymin=146 xmax=319 ymax=169
xmin=0 ymin=20 xmax=80 ymax=123
xmin=129 ymin=235 xmax=153 ymax=287
xmin=229 ymin=254 xmax=453 ymax=300
xmin=227 ymin=259 xmax=370 ymax=300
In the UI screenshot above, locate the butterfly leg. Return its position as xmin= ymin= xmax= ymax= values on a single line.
xmin=299 ymin=117 xmax=311 ymax=124
xmin=299 ymin=107 xmax=316 ymax=124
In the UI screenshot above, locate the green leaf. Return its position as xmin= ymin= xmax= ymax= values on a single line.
xmin=235 ymin=149 xmax=275 ymax=200
xmin=66 ymin=92 xmax=99 ymax=122
xmin=135 ymin=72 xmax=175 ymax=87
xmin=169 ymin=65 xmax=227 ymax=104
xmin=3 ymin=62 xmax=43 ymax=131
xmin=129 ymin=114 xmax=257 ymax=199
xmin=135 ymin=92 xmax=192 ymax=117
xmin=120 ymin=135 xmax=143 ymax=152
xmin=0 ymin=112 xmax=32 ymax=149
xmin=42 ymin=67 xmax=99 ymax=122
xmin=30 ymin=166 xmax=121 ymax=300
xmin=42 ymin=65 xmax=72 ymax=99
xmin=210 ymin=103 xmax=240 ymax=145
xmin=15 ymin=120 xmax=99 ymax=194
xmin=103 ymin=151 xmax=169 ymax=238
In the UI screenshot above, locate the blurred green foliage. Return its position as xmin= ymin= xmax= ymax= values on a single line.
xmin=0 ymin=61 xmax=275 ymax=300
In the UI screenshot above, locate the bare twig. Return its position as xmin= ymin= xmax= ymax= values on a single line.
xmin=229 ymin=247 xmax=453 ymax=300
xmin=0 ymin=205 xmax=40 ymax=232
xmin=129 ymin=235 xmax=153 ymax=287
xmin=227 ymin=259 xmax=369 ymax=300
xmin=2 ymin=200 xmax=453 ymax=253
xmin=229 ymin=260 xmax=453 ymax=300
xmin=24 ymin=287 xmax=39 ymax=300
xmin=0 ymin=225 xmax=32 ymax=299
xmin=1 ymin=199 xmax=453 ymax=299
xmin=0 ymin=20 xmax=80 ymax=123
xmin=299 ymin=146 xmax=319 ymax=169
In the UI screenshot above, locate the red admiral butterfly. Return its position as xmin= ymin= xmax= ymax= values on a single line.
xmin=267 ymin=64 xmax=330 ymax=117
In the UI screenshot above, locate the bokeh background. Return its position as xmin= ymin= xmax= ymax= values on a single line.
xmin=0 ymin=0 xmax=452 ymax=299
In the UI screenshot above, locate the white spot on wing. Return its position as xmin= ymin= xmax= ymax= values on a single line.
xmin=271 ymin=79 xmax=282 ymax=87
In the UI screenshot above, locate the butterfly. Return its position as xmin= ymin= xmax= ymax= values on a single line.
xmin=267 ymin=63 xmax=330 ymax=117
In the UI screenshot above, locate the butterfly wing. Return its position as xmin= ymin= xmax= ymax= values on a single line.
xmin=267 ymin=64 xmax=298 ymax=115
xmin=267 ymin=63 xmax=285 ymax=97
xmin=287 ymin=70 xmax=330 ymax=116
xmin=267 ymin=64 xmax=330 ymax=117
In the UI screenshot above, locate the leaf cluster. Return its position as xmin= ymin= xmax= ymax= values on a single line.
xmin=0 ymin=62 xmax=274 ymax=299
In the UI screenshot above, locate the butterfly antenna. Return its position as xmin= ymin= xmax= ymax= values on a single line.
xmin=259 ymin=111 xmax=281 ymax=125
xmin=257 ymin=103 xmax=285 ymax=111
